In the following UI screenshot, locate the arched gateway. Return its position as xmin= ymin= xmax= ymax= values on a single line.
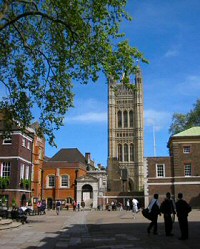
xmin=76 ymin=175 xmax=98 ymax=209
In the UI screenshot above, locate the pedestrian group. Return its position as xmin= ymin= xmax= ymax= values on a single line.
xmin=144 ymin=192 xmax=191 ymax=240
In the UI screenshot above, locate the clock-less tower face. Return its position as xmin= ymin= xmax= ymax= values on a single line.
xmin=107 ymin=69 xmax=144 ymax=192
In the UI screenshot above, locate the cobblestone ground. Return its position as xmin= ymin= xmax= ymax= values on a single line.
xmin=0 ymin=209 xmax=199 ymax=249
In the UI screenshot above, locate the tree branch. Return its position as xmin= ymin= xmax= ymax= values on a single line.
xmin=0 ymin=10 xmax=77 ymax=37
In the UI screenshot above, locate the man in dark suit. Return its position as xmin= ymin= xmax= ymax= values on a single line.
xmin=176 ymin=193 xmax=191 ymax=240
xmin=160 ymin=192 xmax=176 ymax=236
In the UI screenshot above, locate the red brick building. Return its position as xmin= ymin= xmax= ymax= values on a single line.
xmin=42 ymin=148 xmax=89 ymax=209
xmin=0 ymin=114 xmax=35 ymax=207
xmin=146 ymin=127 xmax=200 ymax=208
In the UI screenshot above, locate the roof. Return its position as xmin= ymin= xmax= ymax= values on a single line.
xmin=173 ymin=127 xmax=200 ymax=137
xmin=49 ymin=148 xmax=86 ymax=163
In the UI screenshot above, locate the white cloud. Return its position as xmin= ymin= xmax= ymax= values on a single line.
xmin=144 ymin=109 xmax=171 ymax=131
xmin=176 ymin=74 xmax=200 ymax=96
xmin=164 ymin=49 xmax=179 ymax=58
xmin=66 ymin=112 xmax=107 ymax=124
xmin=64 ymin=98 xmax=107 ymax=124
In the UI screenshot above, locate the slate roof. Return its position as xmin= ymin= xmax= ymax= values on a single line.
xmin=173 ymin=127 xmax=200 ymax=137
xmin=49 ymin=148 xmax=86 ymax=163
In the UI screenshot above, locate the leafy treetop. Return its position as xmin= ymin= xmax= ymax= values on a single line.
xmin=0 ymin=0 xmax=148 ymax=146
xmin=169 ymin=99 xmax=200 ymax=135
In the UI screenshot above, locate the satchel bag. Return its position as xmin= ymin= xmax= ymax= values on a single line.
xmin=142 ymin=208 xmax=153 ymax=221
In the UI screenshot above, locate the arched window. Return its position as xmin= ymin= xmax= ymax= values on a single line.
xmin=118 ymin=144 xmax=122 ymax=161
xmin=117 ymin=111 xmax=122 ymax=128
xmin=124 ymin=144 xmax=128 ymax=161
xmin=130 ymin=143 xmax=134 ymax=161
xmin=129 ymin=110 xmax=134 ymax=127
xmin=124 ymin=111 xmax=128 ymax=128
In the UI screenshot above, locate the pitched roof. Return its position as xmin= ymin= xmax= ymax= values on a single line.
xmin=49 ymin=148 xmax=86 ymax=163
xmin=173 ymin=127 xmax=200 ymax=137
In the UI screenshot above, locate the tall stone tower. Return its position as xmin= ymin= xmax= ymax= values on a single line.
xmin=107 ymin=68 xmax=144 ymax=193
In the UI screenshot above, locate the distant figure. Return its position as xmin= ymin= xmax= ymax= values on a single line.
xmin=111 ymin=201 xmax=115 ymax=211
xmin=147 ymin=194 xmax=160 ymax=235
xmin=77 ymin=202 xmax=80 ymax=211
xmin=119 ymin=202 xmax=123 ymax=211
xmin=81 ymin=201 xmax=85 ymax=210
xmin=132 ymin=198 xmax=139 ymax=219
xmin=56 ymin=200 xmax=61 ymax=215
xmin=126 ymin=199 xmax=130 ymax=211
xmin=73 ymin=201 xmax=77 ymax=211
xmin=37 ymin=201 xmax=41 ymax=215
xmin=160 ymin=192 xmax=176 ymax=236
xmin=176 ymin=193 xmax=191 ymax=240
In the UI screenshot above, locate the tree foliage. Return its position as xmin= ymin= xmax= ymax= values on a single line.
xmin=169 ymin=99 xmax=200 ymax=135
xmin=0 ymin=0 xmax=147 ymax=145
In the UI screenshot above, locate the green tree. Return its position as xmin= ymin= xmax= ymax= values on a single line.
xmin=169 ymin=99 xmax=200 ymax=135
xmin=0 ymin=0 xmax=147 ymax=145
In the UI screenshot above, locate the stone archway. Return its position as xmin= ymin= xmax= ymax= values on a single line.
xmin=82 ymin=184 xmax=93 ymax=208
xmin=76 ymin=175 xmax=99 ymax=209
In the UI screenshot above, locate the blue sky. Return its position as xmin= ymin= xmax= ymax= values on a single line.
xmin=46 ymin=0 xmax=200 ymax=166
xmin=1 ymin=1 xmax=200 ymax=167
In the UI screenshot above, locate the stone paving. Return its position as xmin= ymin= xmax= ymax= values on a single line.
xmin=0 ymin=209 xmax=200 ymax=249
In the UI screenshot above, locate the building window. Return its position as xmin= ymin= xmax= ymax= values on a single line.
xmin=48 ymin=176 xmax=55 ymax=187
xmin=1 ymin=162 xmax=11 ymax=177
xmin=61 ymin=175 xmax=69 ymax=187
xmin=184 ymin=164 xmax=192 ymax=176
xmin=124 ymin=144 xmax=128 ymax=161
xmin=25 ymin=166 xmax=29 ymax=180
xmin=39 ymin=148 xmax=43 ymax=159
xmin=124 ymin=111 xmax=128 ymax=128
xmin=117 ymin=111 xmax=122 ymax=128
xmin=156 ymin=164 xmax=165 ymax=177
xmin=22 ymin=138 xmax=26 ymax=147
xmin=27 ymin=141 xmax=31 ymax=150
xmin=129 ymin=110 xmax=133 ymax=127
xmin=130 ymin=143 xmax=134 ymax=161
xmin=118 ymin=144 xmax=122 ymax=161
xmin=3 ymin=137 xmax=12 ymax=145
xmin=20 ymin=164 xmax=25 ymax=180
xmin=183 ymin=146 xmax=191 ymax=154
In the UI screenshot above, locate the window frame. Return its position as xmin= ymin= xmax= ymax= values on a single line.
xmin=184 ymin=164 xmax=192 ymax=177
xmin=123 ymin=110 xmax=128 ymax=128
xmin=61 ymin=175 xmax=70 ymax=188
xmin=20 ymin=164 xmax=25 ymax=180
xmin=48 ymin=175 xmax=55 ymax=188
xmin=3 ymin=137 xmax=12 ymax=145
xmin=183 ymin=146 xmax=191 ymax=154
xmin=130 ymin=143 xmax=134 ymax=161
xmin=156 ymin=164 xmax=165 ymax=178
xmin=124 ymin=143 xmax=128 ymax=161
xmin=118 ymin=144 xmax=122 ymax=161
xmin=1 ymin=162 xmax=11 ymax=177
xmin=117 ymin=110 xmax=122 ymax=128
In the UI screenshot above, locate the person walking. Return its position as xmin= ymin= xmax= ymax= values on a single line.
xmin=126 ymin=199 xmax=130 ymax=211
xmin=132 ymin=198 xmax=139 ymax=219
xmin=147 ymin=193 xmax=160 ymax=235
xmin=176 ymin=193 xmax=191 ymax=240
xmin=160 ymin=192 xmax=176 ymax=236
xmin=37 ymin=200 xmax=41 ymax=215
xmin=56 ymin=200 xmax=61 ymax=215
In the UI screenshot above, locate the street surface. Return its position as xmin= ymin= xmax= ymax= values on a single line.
xmin=0 ymin=209 xmax=199 ymax=249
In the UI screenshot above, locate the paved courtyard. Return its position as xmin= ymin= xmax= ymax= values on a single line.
xmin=0 ymin=209 xmax=199 ymax=249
